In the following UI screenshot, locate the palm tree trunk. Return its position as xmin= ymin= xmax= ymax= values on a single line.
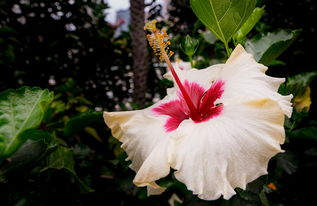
xmin=130 ymin=0 xmax=148 ymax=107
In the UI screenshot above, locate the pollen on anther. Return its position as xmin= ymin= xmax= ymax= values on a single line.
xmin=144 ymin=20 xmax=174 ymax=62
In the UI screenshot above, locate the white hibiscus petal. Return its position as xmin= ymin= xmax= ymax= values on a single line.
xmin=104 ymin=109 xmax=171 ymax=193
xmin=163 ymin=45 xmax=292 ymax=117
xmin=164 ymin=61 xmax=193 ymax=81
xmin=169 ymin=98 xmax=285 ymax=200
xmin=221 ymin=44 xmax=293 ymax=117
xmin=164 ymin=64 xmax=223 ymax=90
xmin=174 ymin=61 xmax=192 ymax=71
xmin=104 ymin=42 xmax=292 ymax=200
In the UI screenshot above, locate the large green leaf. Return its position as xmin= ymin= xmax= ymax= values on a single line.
xmin=0 ymin=130 xmax=56 ymax=177
xmin=190 ymin=0 xmax=256 ymax=44
xmin=42 ymin=145 xmax=94 ymax=193
xmin=0 ymin=87 xmax=53 ymax=161
xmin=245 ymin=29 xmax=301 ymax=65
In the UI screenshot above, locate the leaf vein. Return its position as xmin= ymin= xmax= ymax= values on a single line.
xmin=218 ymin=0 xmax=233 ymax=23
xmin=4 ymin=90 xmax=45 ymax=153
xmin=209 ymin=0 xmax=226 ymax=43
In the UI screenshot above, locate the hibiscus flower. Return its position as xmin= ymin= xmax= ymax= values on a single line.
xmin=104 ymin=21 xmax=292 ymax=200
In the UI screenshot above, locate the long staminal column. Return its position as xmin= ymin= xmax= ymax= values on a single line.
xmin=144 ymin=21 xmax=199 ymax=121
xmin=161 ymin=50 xmax=200 ymax=120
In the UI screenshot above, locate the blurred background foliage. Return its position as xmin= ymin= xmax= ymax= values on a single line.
xmin=0 ymin=0 xmax=316 ymax=205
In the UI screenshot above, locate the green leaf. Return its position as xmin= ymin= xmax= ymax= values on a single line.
xmin=275 ymin=151 xmax=298 ymax=175
xmin=246 ymin=175 xmax=267 ymax=194
xmin=291 ymin=127 xmax=317 ymax=140
xmin=0 ymin=87 xmax=54 ymax=161
xmin=84 ymin=127 xmax=102 ymax=142
xmin=0 ymin=131 xmax=56 ymax=176
xmin=190 ymin=0 xmax=256 ymax=44
xmin=42 ymin=146 xmax=74 ymax=170
xmin=259 ymin=190 xmax=270 ymax=206
xmin=286 ymin=72 xmax=317 ymax=96
xmin=63 ymin=111 xmax=102 ymax=137
xmin=268 ymin=59 xmax=286 ymax=67
xmin=42 ymin=146 xmax=94 ymax=193
xmin=245 ymin=29 xmax=301 ymax=65
xmin=233 ymin=6 xmax=265 ymax=43
xmin=284 ymin=109 xmax=308 ymax=131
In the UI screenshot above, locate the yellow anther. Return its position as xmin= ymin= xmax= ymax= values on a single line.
xmin=144 ymin=20 xmax=174 ymax=62
xmin=144 ymin=20 xmax=157 ymax=32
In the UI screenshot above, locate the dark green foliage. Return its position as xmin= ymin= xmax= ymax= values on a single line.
xmin=0 ymin=131 xmax=56 ymax=177
xmin=245 ymin=29 xmax=301 ymax=65
xmin=0 ymin=0 xmax=316 ymax=205
xmin=64 ymin=111 xmax=102 ymax=137
xmin=0 ymin=87 xmax=53 ymax=161
xmin=261 ymin=0 xmax=317 ymax=76
xmin=285 ymin=72 xmax=317 ymax=96
xmin=0 ymin=0 xmax=133 ymax=109
xmin=41 ymin=145 xmax=94 ymax=193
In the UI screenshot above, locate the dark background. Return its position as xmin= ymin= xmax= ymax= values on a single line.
xmin=0 ymin=0 xmax=316 ymax=205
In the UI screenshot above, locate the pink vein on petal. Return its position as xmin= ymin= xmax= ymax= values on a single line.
xmin=178 ymin=81 xmax=205 ymax=113
xmin=183 ymin=80 xmax=205 ymax=106
xmin=152 ymin=100 xmax=189 ymax=132
xmin=199 ymin=80 xmax=224 ymax=115
xmin=153 ymin=80 xmax=225 ymax=132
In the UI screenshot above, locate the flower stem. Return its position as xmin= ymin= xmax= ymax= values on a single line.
xmin=224 ymin=42 xmax=231 ymax=57
xmin=189 ymin=55 xmax=193 ymax=67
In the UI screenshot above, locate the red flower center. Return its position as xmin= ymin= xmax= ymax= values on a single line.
xmin=153 ymin=80 xmax=224 ymax=132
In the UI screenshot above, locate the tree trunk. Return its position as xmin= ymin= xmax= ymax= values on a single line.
xmin=130 ymin=0 xmax=148 ymax=107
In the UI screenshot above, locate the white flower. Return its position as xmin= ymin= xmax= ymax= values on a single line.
xmin=104 ymin=44 xmax=292 ymax=200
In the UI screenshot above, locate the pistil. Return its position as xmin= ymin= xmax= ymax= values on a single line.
xmin=145 ymin=21 xmax=200 ymax=121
